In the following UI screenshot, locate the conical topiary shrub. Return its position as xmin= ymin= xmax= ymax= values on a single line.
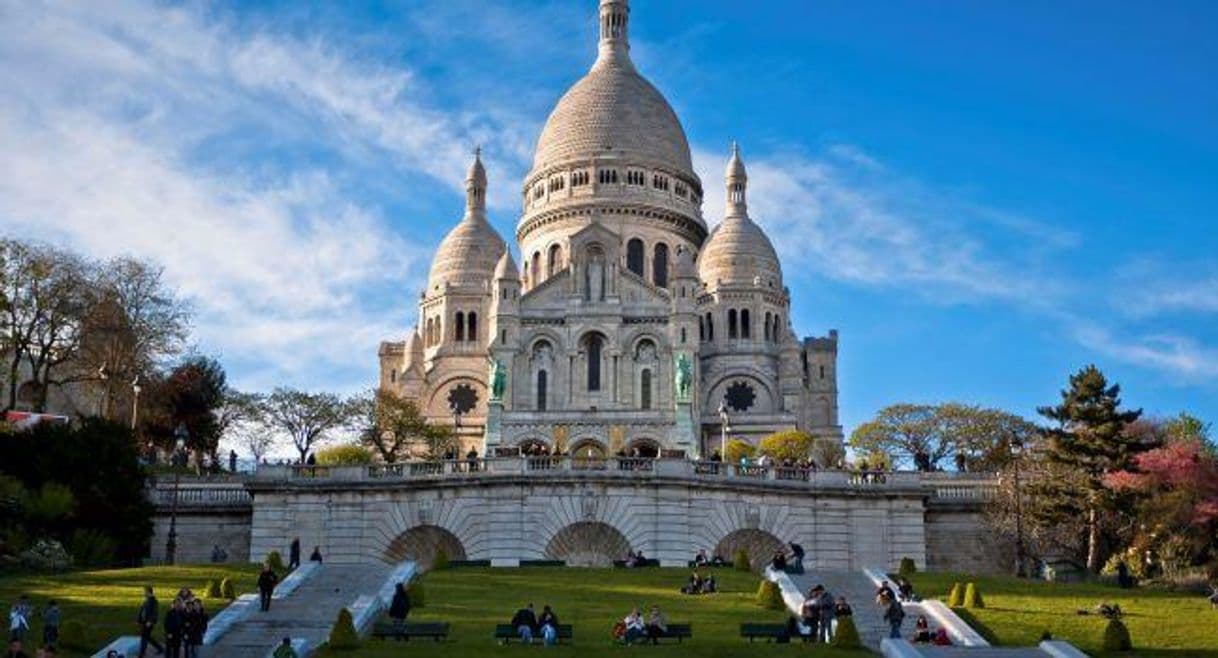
xmin=756 ymin=579 xmax=784 ymax=610
xmin=831 ymin=615 xmax=861 ymax=649
xmin=734 ymin=548 xmax=751 ymax=572
xmin=1102 ymin=618 xmax=1132 ymax=652
xmin=432 ymin=548 xmax=449 ymax=571
xmin=947 ymin=582 xmax=964 ymax=607
xmin=220 ymin=577 xmax=236 ymax=600
xmin=408 ymin=580 xmax=425 ymax=608
xmin=204 ymin=579 xmax=222 ymax=599
xmin=266 ymin=550 xmax=286 ymax=573
xmin=963 ymin=582 xmax=985 ymax=609
xmin=898 ymin=557 xmax=917 ymax=578
xmin=328 ymin=608 xmax=360 ymax=650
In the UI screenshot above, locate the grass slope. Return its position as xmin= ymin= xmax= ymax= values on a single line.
xmin=909 ymin=572 xmax=1218 ymax=657
xmin=0 ymin=564 xmax=261 ymax=656
xmin=316 ymin=566 xmax=866 ymax=657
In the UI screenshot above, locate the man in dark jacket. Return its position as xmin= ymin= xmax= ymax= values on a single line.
xmin=288 ymin=538 xmax=301 ymax=570
xmin=388 ymin=583 xmax=411 ymax=638
xmin=258 ymin=564 xmax=279 ymax=612
xmin=137 ymin=587 xmax=164 ymax=657
xmin=510 ymin=603 xmax=538 ymax=643
xmin=163 ymin=600 xmax=184 ymax=658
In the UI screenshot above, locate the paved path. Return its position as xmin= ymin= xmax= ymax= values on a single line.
xmin=791 ymin=569 xmax=892 ymax=650
xmin=202 ymin=563 xmax=393 ymax=658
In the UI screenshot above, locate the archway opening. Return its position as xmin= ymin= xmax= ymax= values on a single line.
xmin=383 ymin=525 xmax=467 ymax=569
xmin=627 ymin=439 xmax=660 ymax=458
xmin=713 ymin=528 xmax=786 ymax=571
xmin=545 ymin=521 xmax=632 ymax=567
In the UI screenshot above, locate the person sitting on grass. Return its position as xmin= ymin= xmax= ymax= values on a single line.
xmin=272 ymin=637 xmax=298 ymax=658
xmin=702 ymin=573 xmax=717 ymax=594
xmin=645 ymin=606 xmax=667 ymax=644
xmin=682 ymin=572 xmax=704 ymax=595
xmin=912 ymin=615 xmax=932 ymax=643
xmin=511 ymin=603 xmax=538 ymax=643
xmin=933 ymin=628 xmax=951 ymax=646
xmin=622 ymin=607 xmax=646 ymax=644
xmin=538 ymin=605 xmax=559 ymax=646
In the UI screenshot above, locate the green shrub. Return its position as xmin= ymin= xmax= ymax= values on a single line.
xmin=757 ymin=430 xmax=814 ymax=461
xmin=756 ymin=579 xmax=784 ymax=609
xmin=432 ymin=548 xmax=449 ymax=571
xmin=328 ymin=607 xmax=360 ymax=650
xmin=315 ymin=444 xmax=374 ymax=466
xmin=266 ymin=550 xmax=286 ymax=573
xmin=1102 ymin=618 xmax=1132 ymax=651
xmin=733 ymin=548 xmax=751 ymax=572
xmin=205 ymin=579 xmax=222 ymax=599
xmin=963 ymin=582 xmax=984 ymax=609
xmin=831 ymin=615 xmax=861 ymax=649
xmin=69 ymin=528 xmax=117 ymax=567
xmin=220 ymin=577 xmax=236 ymax=600
xmin=947 ymin=582 xmax=964 ymax=607
xmin=898 ymin=557 xmax=917 ymax=577
xmin=408 ymin=581 xmax=425 ymax=608
xmin=58 ymin=619 xmax=92 ymax=651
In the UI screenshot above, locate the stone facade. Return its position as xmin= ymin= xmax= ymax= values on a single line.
xmin=378 ymin=0 xmax=842 ymax=459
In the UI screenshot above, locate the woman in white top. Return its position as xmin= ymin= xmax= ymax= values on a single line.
xmin=623 ymin=607 xmax=645 ymax=644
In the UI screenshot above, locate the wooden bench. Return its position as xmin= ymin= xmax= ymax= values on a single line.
xmin=740 ymin=623 xmax=797 ymax=643
xmin=654 ymin=623 xmax=693 ymax=643
xmin=494 ymin=623 xmax=574 ymax=644
xmin=687 ymin=560 xmax=733 ymax=568
xmin=371 ymin=621 xmax=450 ymax=642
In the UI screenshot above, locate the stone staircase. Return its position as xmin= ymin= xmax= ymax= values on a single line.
xmin=790 ymin=569 xmax=892 ymax=650
xmin=201 ymin=562 xmax=393 ymax=658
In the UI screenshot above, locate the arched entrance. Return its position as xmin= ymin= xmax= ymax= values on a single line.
xmin=627 ymin=438 xmax=660 ymax=458
xmin=383 ymin=525 xmax=467 ymax=569
xmin=714 ymin=528 xmax=786 ymax=571
xmin=569 ymin=439 xmax=606 ymax=459
xmin=545 ymin=522 xmax=631 ymax=567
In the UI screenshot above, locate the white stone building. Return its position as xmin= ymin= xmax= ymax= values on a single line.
xmin=379 ymin=0 xmax=841 ymax=459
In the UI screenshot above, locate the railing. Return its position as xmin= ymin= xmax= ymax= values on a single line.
xmin=150 ymin=484 xmax=252 ymax=508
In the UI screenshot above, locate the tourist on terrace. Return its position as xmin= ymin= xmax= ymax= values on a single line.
xmin=257 ymin=564 xmax=279 ymax=612
xmin=622 ymin=607 xmax=645 ymax=644
xmin=136 ymin=586 xmax=163 ymax=658
xmin=693 ymin=549 xmax=709 ymax=567
xmin=229 ymin=449 xmax=238 ymax=473
xmin=466 ymin=448 xmax=479 ymax=472
xmin=645 ymin=606 xmax=667 ymax=644
xmin=288 ymin=537 xmax=301 ymax=570
xmin=510 ymin=603 xmax=538 ymax=643
xmin=310 ymin=546 xmax=323 ymax=563
xmin=210 ymin=544 xmax=227 ymax=563
xmin=912 ymin=615 xmax=932 ymax=643
xmin=389 ymin=583 xmax=411 ymax=635
xmin=881 ymin=594 xmax=905 ymax=639
xmin=538 ymin=605 xmax=559 ymax=646
xmin=709 ymin=450 xmax=722 ymax=462
xmin=273 ymin=638 xmax=298 ymax=658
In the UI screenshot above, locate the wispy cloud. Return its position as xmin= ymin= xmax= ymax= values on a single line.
xmin=1072 ymin=324 xmax=1218 ymax=381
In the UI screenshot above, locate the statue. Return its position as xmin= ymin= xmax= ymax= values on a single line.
xmin=674 ymin=353 xmax=692 ymax=402
xmin=489 ymin=358 xmax=507 ymax=402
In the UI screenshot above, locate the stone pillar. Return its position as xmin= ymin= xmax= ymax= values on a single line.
xmin=484 ymin=400 xmax=503 ymax=454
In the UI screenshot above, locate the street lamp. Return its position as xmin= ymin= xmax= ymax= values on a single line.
xmin=1010 ymin=434 xmax=1027 ymax=578
xmin=165 ymin=424 xmax=188 ymax=565
xmin=717 ymin=401 xmax=730 ymax=464
xmin=130 ymin=376 xmax=142 ymax=430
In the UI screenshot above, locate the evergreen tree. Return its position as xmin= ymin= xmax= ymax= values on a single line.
xmin=1036 ymin=365 xmax=1144 ymax=572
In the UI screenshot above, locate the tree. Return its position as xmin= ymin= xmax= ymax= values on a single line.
xmin=850 ymin=402 xmax=1036 ymax=471
xmin=354 ymin=389 xmax=449 ymax=462
xmin=1035 ymin=365 xmax=1145 ymax=572
xmin=938 ymin=403 xmax=1039 ymax=472
xmin=757 ymin=430 xmax=814 ymax=462
xmin=163 ymin=356 xmax=226 ymax=456
xmin=850 ymin=404 xmax=939 ymax=469
xmin=259 ymin=388 xmax=354 ymax=463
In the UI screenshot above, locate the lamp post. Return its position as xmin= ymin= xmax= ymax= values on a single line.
xmin=717 ymin=401 xmax=730 ymax=462
xmin=130 ymin=376 xmax=142 ymax=430
xmin=1010 ymin=434 xmax=1027 ymax=578
xmin=165 ymin=424 xmax=188 ymax=565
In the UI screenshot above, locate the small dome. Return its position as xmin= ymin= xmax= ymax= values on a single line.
xmin=697 ymin=215 xmax=782 ymax=289
xmin=494 ymin=249 xmax=519 ymax=280
xmin=427 ymin=216 xmax=505 ymax=292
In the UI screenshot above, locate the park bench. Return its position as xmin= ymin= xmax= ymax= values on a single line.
xmin=371 ymin=621 xmax=450 ymax=642
xmin=494 ymin=623 xmax=574 ymax=644
xmin=740 ymin=622 xmax=799 ymax=643
xmin=519 ymin=559 xmax=565 ymax=567
xmin=686 ymin=560 xmax=733 ymax=568
xmin=447 ymin=559 xmax=492 ymax=568
xmin=653 ymin=623 xmax=693 ymax=643
xmin=613 ymin=558 xmax=659 ymax=567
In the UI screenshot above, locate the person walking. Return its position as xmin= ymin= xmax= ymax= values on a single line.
xmin=799 ymin=589 xmax=820 ymax=642
xmin=288 ymin=538 xmax=301 ymax=570
xmin=185 ymin=600 xmax=207 ymax=658
xmin=163 ymin=600 xmax=184 ymax=658
xmin=137 ymin=587 xmax=164 ymax=657
xmin=257 ymin=564 xmax=278 ymax=612
xmin=388 ymin=583 xmax=411 ymax=639
xmin=816 ymin=587 xmax=835 ymax=643
xmin=40 ymin=601 xmax=60 ymax=647
xmin=882 ymin=594 xmax=905 ymax=639
xmin=8 ymin=597 xmax=31 ymax=643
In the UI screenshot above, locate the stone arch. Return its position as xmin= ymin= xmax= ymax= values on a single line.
xmin=545 ymin=521 xmax=632 ymax=567
xmin=714 ymin=528 xmax=786 ymax=571
xmin=383 ymin=525 xmax=467 ymax=569
xmin=518 ymin=437 xmax=551 ymax=454
xmin=627 ymin=437 xmax=660 ymax=457
xmin=569 ymin=438 xmax=606 ymax=458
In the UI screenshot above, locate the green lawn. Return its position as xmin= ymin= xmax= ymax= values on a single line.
xmin=0 ymin=563 xmax=262 ymax=656
xmin=315 ymin=566 xmax=867 ymax=658
xmin=907 ymin=571 xmax=1218 ymax=657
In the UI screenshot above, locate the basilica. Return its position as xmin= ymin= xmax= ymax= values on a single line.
xmin=378 ymin=0 xmax=842 ymax=459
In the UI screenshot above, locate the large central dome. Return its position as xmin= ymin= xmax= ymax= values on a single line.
xmin=530 ymin=0 xmax=694 ymax=179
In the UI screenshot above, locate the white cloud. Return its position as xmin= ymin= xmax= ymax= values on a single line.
xmin=1072 ymin=325 xmax=1218 ymax=381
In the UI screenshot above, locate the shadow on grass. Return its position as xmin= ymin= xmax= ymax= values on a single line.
xmin=952 ymin=608 xmax=1000 ymax=646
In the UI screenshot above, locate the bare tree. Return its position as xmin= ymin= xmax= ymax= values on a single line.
xmin=353 ymin=388 xmax=450 ymax=462
xmin=258 ymin=387 xmax=354 ymax=463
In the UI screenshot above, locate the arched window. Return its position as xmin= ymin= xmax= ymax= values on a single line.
xmin=741 ymin=309 xmax=750 ymax=339
xmin=547 ymin=244 xmax=562 ymax=277
xmin=586 ymin=334 xmax=603 ymax=391
xmin=537 ymin=370 xmax=548 ymax=411
xmin=699 ymin=316 xmax=705 ymax=341
xmin=680 ymin=327 xmax=687 ymax=344
xmin=467 ymin=311 xmax=477 ymax=342
xmin=705 ymin=312 xmax=714 ymax=341
xmin=626 ymin=238 xmax=645 ymax=276
xmin=455 ymin=311 xmax=465 ymax=342
xmin=728 ymin=309 xmax=738 ymax=339
xmin=425 ymin=318 xmax=433 ymax=346
xmin=764 ymin=312 xmax=772 ymax=341
xmin=532 ymin=252 xmax=542 ymax=283
xmin=640 ymin=369 xmax=652 ymax=410
xmin=652 ymin=243 xmax=669 ymax=288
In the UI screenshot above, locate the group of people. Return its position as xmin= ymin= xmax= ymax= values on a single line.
xmin=616 ymin=606 xmax=668 ymax=645
xmin=136 ymin=586 xmax=209 ymax=658
xmin=6 ymin=596 xmax=59 ymax=658
xmin=621 ymin=550 xmax=652 ymax=568
xmin=680 ymin=572 xmax=718 ymax=595
xmin=786 ymin=585 xmax=850 ymax=643
xmin=691 ymin=549 xmax=729 ymax=568
xmin=769 ymin=542 xmax=806 ymax=574
xmin=509 ymin=603 xmax=561 ymax=645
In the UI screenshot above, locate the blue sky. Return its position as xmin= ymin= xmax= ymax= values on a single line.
xmin=1 ymin=0 xmax=1216 ymax=432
